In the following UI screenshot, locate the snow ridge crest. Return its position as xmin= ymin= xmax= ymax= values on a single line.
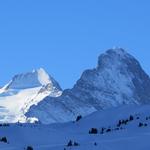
xmin=5 ymin=68 xmax=59 ymax=89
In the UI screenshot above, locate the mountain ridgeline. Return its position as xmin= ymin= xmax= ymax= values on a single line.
xmin=0 ymin=48 xmax=150 ymax=124
xmin=26 ymin=48 xmax=150 ymax=124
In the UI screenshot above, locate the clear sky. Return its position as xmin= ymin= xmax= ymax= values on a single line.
xmin=0 ymin=0 xmax=150 ymax=89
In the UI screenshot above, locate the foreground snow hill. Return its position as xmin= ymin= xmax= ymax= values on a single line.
xmin=1 ymin=105 xmax=150 ymax=150
xmin=0 ymin=68 xmax=62 ymax=123
xmin=27 ymin=48 xmax=150 ymax=124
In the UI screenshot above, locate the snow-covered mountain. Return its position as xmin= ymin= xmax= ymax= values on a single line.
xmin=0 ymin=48 xmax=150 ymax=124
xmin=27 ymin=48 xmax=150 ymax=124
xmin=0 ymin=68 xmax=62 ymax=123
xmin=1 ymin=48 xmax=150 ymax=150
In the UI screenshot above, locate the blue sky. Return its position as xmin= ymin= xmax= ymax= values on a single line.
xmin=0 ymin=0 xmax=150 ymax=89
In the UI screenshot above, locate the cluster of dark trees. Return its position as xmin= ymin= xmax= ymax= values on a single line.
xmin=146 ymin=116 xmax=150 ymax=120
xmin=0 ymin=137 xmax=8 ymax=143
xmin=138 ymin=122 xmax=148 ymax=127
xmin=88 ymin=114 xmax=150 ymax=135
xmin=117 ymin=115 xmax=134 ymax=127
xmin=137 ymin=115 xmax=150 ymax=127
xmin=89 ymin=128 xmax=98 ymax=134
xmin=0 ymin=123 xmax=10 ymax=127
xmin=89 ymin=127 xmax=113 ymax=134
xmin=67 ymin=140 xmax=79 ymax=147
xmin=64 ymin=141 xmax=98 ymax=149
xmin=89 ymin=115 xmax=136 ymax=135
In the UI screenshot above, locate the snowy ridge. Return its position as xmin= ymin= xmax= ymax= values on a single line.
xmin=5 ymin=68 xmax=61 ymax=90
xmin=0 ymin=68 xmax=62 ymax=123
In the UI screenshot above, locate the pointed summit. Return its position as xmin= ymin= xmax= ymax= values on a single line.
xmin=108 ymin=47 xmax=126 ymax=53
xmin=5 ymin=68 xmax=62 ymax=90
xmin=97 ymin=48 xmax=138 ymax=69
xmin=101 ymin=47 xmax=130 ymax=57
xmin=34 ymin=68 xmax=52 ymax=86
xmin=105 ymin=47 xmax=134 ymax=59
xmin=79 ymin=48 xmax=150 ymax=105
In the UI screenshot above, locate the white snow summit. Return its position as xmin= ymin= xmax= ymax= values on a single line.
xmin=0 ymin=68 xmax=62 ymax=123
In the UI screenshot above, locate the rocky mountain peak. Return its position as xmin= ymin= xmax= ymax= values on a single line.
xmin=5 ymin=68 xmax=62 ymax=90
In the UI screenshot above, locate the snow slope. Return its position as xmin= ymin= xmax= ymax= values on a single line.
xmin=27 ymin=48 xmax=150 ymax=124
xmin=0 ymin=68 xmax=62 ymax=123
xmin=1 ymin=105 xmax=150 ymax=150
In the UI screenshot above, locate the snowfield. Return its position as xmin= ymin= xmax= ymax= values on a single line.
xmin=0 ymin=105 xmax=150 ymax=150
xmin=0 ymin=87 xmax=50 ymax=123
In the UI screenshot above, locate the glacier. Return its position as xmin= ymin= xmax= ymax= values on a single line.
xmin=0 ymin=68 xmax=62 ymax=123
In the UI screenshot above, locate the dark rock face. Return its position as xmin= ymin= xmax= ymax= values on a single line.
xmin=72 ymin=48 xmax=150 ymax=106
xmin=27 ymin=48 xmax=150 ymax=124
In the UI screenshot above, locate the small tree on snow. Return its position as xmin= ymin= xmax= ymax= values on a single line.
xmin=67 ymin=140 xmax=73 ymax=147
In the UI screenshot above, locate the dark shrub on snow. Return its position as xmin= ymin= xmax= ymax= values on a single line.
xmin=89 ymin=128 xmax=98 ymax=134
xmin=138 ymin=122 xmax=143 ymax=127
xmin=117 ymin=120 xmax=122 ymax=127
xmin=100 ymin=127 xmax=105 ymax=134
xmin=106 ymin=128 xmax=111 ymax=132
xmin=0 ymin=137 xmax=7 ymax=143
xmin=26 ymin=146 xmax=33 ymax=150
xmin=67 ymin=140 xmax=73 ymax=147
xmin=129 ymin=115 xmax=134 ymax=121
xmin=67 ymin=140 xmax=79 ymax=147
xmin=144 ymin=123 xmax=148 ymax=127
xmin=76 ymin=115 xmax=82 ymax=122
xmin=94 ymin=142 xmax=97 ymax=146
xmin=74 ymin=142 xmax=79 ymax=146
